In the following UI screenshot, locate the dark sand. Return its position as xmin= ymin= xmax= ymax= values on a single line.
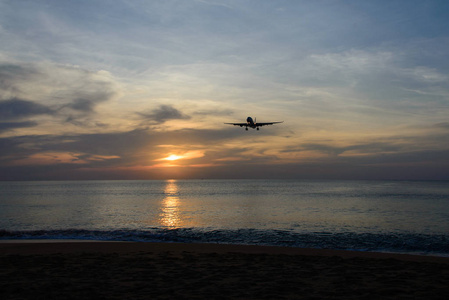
xmin=1 ymin=241 xmax=449 ymax=299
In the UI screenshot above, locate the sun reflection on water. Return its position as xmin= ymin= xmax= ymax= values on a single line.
xmin=160 ymin=179 xmax=181 ymax=228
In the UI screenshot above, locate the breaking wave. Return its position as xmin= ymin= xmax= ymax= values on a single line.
xmin=1 ymin=228 xmax=448 ymax=257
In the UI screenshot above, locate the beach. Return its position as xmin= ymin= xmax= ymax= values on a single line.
xmin=1 ymin=241 xmax=449 ymax=299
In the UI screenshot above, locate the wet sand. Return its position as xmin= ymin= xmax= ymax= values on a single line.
xmin=1 ymin=241 xmax=449 ymax=299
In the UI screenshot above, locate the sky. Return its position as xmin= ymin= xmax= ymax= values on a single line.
xmin=1 ymin=0 xmax=449 ymax=180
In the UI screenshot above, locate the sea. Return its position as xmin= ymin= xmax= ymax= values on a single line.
xmin=1 ymin=180 xmax=448 ymax=256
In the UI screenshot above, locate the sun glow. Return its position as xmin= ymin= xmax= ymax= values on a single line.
xmin=162 ymin=154 xmax=184 ymax=161
xmin=156 ymin=150 xmax=205 ymax=162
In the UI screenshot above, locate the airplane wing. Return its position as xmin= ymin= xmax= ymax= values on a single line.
xmin=224 ymin=123 xmax=248 ymax=126
xmin=255 ymin=121 xmax=283 ymax=126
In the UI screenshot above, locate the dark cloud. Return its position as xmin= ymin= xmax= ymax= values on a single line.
xmin=298 ymin=142 xmax=404 ymax=156
xmin=0 ymin=62 xmax=118 ymax=128
xmin=0 ymin=98 xmax=53 ymax=120
xmin=60 ymin=80 xmax=117 ymax=114
xmin=138 ymin=105 xmax=190 ymax=124
xmin=434 ymin=122 xmax=449 ymax=129
xmin=66 ymin=98 xmax=97 ymax=112
xmin=0 ymin=63 xmax=39 ymax=95
xmin=0 ymin=121 xmax=38 ymax=132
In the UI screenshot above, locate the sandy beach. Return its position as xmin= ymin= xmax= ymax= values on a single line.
xmin=1 ymin=241 xmax=449 ymax=299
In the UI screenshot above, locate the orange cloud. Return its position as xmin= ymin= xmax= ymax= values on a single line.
xmin=9 ymin=152 xmax=120 ymax=166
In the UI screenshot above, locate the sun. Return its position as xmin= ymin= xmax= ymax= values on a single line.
xmin=155 ymin=150 xmax=205 ymax=163
xmin=163 ymin=154 xmax=184 ymax=161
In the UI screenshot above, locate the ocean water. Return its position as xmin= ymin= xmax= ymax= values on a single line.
xmin=1 ymin=179 xmax=448 ymax=256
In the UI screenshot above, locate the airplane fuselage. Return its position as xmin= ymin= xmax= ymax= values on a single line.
xmin=246 ymin=117 xmax=256 ymax=128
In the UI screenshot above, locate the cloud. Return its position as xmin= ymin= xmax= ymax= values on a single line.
xmin=138 ymin=105 xmax=191 ymax=124
xmin=434 ymin=122 xmax=449 ymax=129
xmin=0 ymin=121 xmax=38 ymax=133
xmin=65 ymin=98 xmax=99 ymax=113
xmin=0 ymin=61 xmax=119 ymax=131
xmin=0 ymin=98 xmax=53 ymax=120
xmin=0 ymin=97 xmax=53 ymax=133
xmin=0 ymin=63 xmax=39 ymax=99
xmin=298 ymin=141 xmax=404 ymax=157
xmin=10 ymin=152 xmax=120 ymax=166
xmin=0 ymin=126 xmax=245 ymax=168
xmin=0 ymin=123 xmax=448 ymax=180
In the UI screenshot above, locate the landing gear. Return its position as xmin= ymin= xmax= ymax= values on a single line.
xmin=257 ymin=128 xmax=259 ymax=130
xmin=245 ymin=127 xmax=248 ymax=131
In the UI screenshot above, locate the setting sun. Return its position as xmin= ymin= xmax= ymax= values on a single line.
xmin=155 ymin=150 xmax=205 ymax=163
xmin=162 ymin=155 xmax=183 ymax=161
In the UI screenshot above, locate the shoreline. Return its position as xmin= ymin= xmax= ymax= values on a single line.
xmin=1 ymin=240 xmax=449 ymax=263
xmin=2 ymin=240 xmax=449 ymax=299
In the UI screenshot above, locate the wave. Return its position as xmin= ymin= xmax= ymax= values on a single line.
xmin=1 ymin=228 xmax=448 ymax=256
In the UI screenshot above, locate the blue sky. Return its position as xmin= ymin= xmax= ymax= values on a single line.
xmin=1 ymin=0 xmax=448 ymax=180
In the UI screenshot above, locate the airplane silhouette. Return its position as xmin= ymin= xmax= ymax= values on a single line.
xmin=225 ymin=117 xmax=283 ymax=130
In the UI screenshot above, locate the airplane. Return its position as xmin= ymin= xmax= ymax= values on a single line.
xmin=224 ymin=117 xmax=283 ymax=130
